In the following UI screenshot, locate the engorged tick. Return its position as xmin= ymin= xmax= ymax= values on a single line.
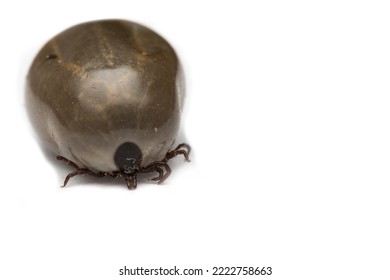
xmin=26 ymin=19 xmax=190 ymax=189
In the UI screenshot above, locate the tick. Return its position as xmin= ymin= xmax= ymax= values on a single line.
xmin=26 ymin=19 xmax=190 ymax=189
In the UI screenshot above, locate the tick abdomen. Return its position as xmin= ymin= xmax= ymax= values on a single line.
xmin=27 ymin=20 xmax=184 ymax=172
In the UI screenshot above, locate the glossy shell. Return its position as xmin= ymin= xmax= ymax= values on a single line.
xmin=26 ymin=20 xmax=184 ymax=172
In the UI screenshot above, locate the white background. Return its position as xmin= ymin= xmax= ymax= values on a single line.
xmin=1 ymin=0 xmax=390 ymax=279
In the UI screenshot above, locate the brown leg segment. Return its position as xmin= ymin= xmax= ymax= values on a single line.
xmin=154 ymin=162 xmax=171 ymax=184
xmin=141 ymin=161 xmax=171 ymax=184
xmin=56 ymin=156 xmax=104 ymax=187
xmin=163 ymin=143 xmax=191 ymax=163
xmin=62 ymin=169 xmax=88 ymax=187
xmin=141 ymin=165 xmax=164 ymax=182
xmin=56 ymin=155 xmax=80 ymax=169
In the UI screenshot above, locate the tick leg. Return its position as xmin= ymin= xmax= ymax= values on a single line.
xmin=148 ymin=166 xmax=164 ymax=182
xmin=57 ymin=155 xmax=80 ymax=170
xmin=158 ymin=162 xmax=172 ymax=183
xmin=57 ymin=155 xmax=105 ymax=187
xmin=163 ymin=143 xmax=191 ymax=162
xmin=106 ymin=171 xmax=121 ymax=178
xmin=62 ymin=168 xmax=89 ymax=187
xmin=140 ymin=144 xmax=190 ymax=185
xmin=140 ymin=165 xmax=163 ymax=182
xmin=62 ymin=168 xmax=105 ymax=187
xmin=140 ymin=162 xmax=171 ymax=184
xmin=124 ymin=173 xmax=137 ymax=190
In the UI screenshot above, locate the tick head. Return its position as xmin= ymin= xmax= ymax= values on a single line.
xmin=114 ymin=142 xmax=142 ymax=174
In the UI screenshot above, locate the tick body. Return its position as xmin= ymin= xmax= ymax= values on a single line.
xmin=26 ymin=20 xmax=190 ymax=189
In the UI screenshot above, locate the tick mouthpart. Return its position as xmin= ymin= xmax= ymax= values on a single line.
xmin=123 ymin=163 xmax=139 ymax=174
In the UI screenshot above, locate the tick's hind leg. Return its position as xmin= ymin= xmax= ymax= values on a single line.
xmin=152 ymin=162 xmax=171 ymax=184
xmin=163 ymin=143 xmax=191 ymax=163
xmin=141 ymin=161 xmax=172 ymax=184
xmin=61 ymin=168 xmax=99 ymax=187
xmin=56 ymin=156 xmax=104 ymax=187
xmin=139 ymin=144 xmax=191 ymax=185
